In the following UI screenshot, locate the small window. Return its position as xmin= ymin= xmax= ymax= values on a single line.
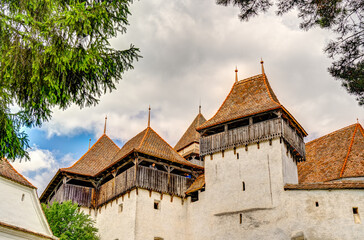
xmin=315 ymin=202 xmax=319 ymax=207
xmin=353 ymin=207 xmax=361 ymax=224
xmin=154 ymin=238 xmax=164 ymax=240
xmin=234 ymin=147 xmax=236 ymax=154
xmin=239 ymin=213 xmax=242 ymax=224
xmin=222 ymin=150 xmax=224 ymax=158
xmin=21 ymin=194 xmax=25 ymax=201
xmin=237 ymin=153 xmax=239 ymax=159
xmin=210 ymin=154 xmax=213 ymax=160
xmin=353 ymin=207 xmax=358 ymax=214
xmin=154 ymin=200 xmax=160 ymax=210
xmin=242 ymin=181 xmax=245 ymax=191
xmin=118 ymin=203 xmax=123 ymax=213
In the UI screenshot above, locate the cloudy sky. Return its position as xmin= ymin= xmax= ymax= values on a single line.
xmin=12 ymin=0 xmax=364 ymax=194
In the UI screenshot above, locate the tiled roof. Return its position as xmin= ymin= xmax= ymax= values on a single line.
xmin=197 ymin=74 xmax=280 ymax=130
xmin=298 ymin=123 xmax=364 ymax=183
xmin=285 ymin=181 xmax=364 ymax=190
xmin=174 ymin=113 xmax=206 ymax=152
xmin=110 ymin=127 xmax=203 ymax=169
xmin=61 ymin=134 xmax=120 ymax=177
xmin=0 ymin=221 xmax=58 ymax=240
xmin=186 ymin=174 xmax=205 ymax=194
xmin=197 ymin=74 xmax=307 ymax=136
xmin=0 ymin=158 xmax=35 ymax=188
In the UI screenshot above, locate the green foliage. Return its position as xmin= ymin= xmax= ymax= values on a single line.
xmin=217 ymin=0 xmax=364 ymax=105
xmin=42 ymin=201 xmax=100 ymax=240
xmin=0 ymin=0 xmax=140 ymax=160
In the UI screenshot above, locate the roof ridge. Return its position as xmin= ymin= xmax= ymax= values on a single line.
xmin=196 ymin=79 xmax=236 ymax=130
xmin=236 ymin=74 xmax=264 ymax=84
xmin=340 ymin=124 xmax=359 ymax=178
xmin=62 ymin=135 xmax=103 ymax=170
xmin=137 ymin=127 xmax=150 ymax=150
xmin=2 ymin=158 xmax=36 ymax=189
xmin=103 ymin=134 xmax=120 ymax=150
xmin=262 ymin=74 xmax=280 ymax=106
xmin=306 ymin=123 xmax=357 ymax=145
xmin=149 ymin=128 xmax=201 ymax=167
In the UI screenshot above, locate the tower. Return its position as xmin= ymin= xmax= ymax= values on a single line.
xmin=197 ymin=67 xmax=307 ymax=213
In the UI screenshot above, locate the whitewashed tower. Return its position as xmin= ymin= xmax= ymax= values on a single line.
xmin=197 ymin=63 xmax=307 ymax=214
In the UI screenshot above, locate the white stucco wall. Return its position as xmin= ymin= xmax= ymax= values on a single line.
xmin=134 ymin=189 xmax=187 ymax=240
xmin=0 ymin=177 xmax=54 ymax=238
xmin=95 ymin=191 xmax=137 ymax=240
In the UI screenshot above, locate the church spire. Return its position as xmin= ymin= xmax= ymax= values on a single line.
xmin=104 ymin=116 xmax=107 ymax=134
xmin=148 ymin=105 xmax=151 ymax=127
xmin=235 ymin=67 xmax=238 ymax=82
xmin=260 ymin=58 xmax=265 ymax=75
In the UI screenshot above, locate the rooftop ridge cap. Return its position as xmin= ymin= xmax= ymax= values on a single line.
xmin=262 ymin=74 xmax=280 ymax=106
xmin=306 ymin=123 xmax=358 ymax=145
xmin=63 ymin=134 xmax=106 ymax=170
xmin=137 ymin=127 xmax=150 ymax=150
xmin=148 ymin=128 xmax=202 ymax=168
xmin=236 ymin=73 xmax=264 ymax=84
xmin=102 ymin=134 xmax=120 ymax=150
xmin=340 ymin=124 xmax=359 ymax=178
xmin=1 ymin=158 xmax=36 ymax=189
xmin=197 ymin=78 xmax=237 ymax=130
xmin=357 ymin=122 xmax=364 ymax=137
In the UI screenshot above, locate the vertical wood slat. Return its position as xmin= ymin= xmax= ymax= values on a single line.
xmin=200 ymin=118 xmax=305 ymax=158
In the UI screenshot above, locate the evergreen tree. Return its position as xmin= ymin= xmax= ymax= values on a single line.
xmin=42 ymin=201 xmax=99 ymax=240
xmin=0 ymin=0 xmax=140 ymax=160
xmin=217 ymin=0 xmax=364 ymax=105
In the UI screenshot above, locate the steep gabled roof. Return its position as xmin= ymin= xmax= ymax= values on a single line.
xmin=0 ymin=158 xmax=35 ymax=188
xmin=110 ymin=127 xmax=203 ymax=169
xmin=61 ymin=134 xmax=120 ymax=177
xmin=198 ymin=74 xmax=280 ymax=130
xmin=197 ymin=74 xmax=307 ymax=136
xmin=174 ymin=113 xmax=206 ymax=152
xmin=298 ymin=123 xmax=364 ymax=183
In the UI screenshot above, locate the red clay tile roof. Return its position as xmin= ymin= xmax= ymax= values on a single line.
xmin=197 ymin=74 xmax=280 ymax=130
xmin=285 ymin=181 xmax=364 ymax=190
xmin=197 ymin=74 xmax=307 ymax=136
xmin=298 ymin=123 xmax=364 ymax=183
xmin=0 ymin=220 xmax=58 ymax=240
xmin=186 ymin=174 xmax=205 ymax=194
xmin=174 ymin=113 xmax=206 ymax=152
xmin=61 ymin=134 xmax=120 ymax=177
xmin=110 ymin=127 xmax=203 ymax=169
xmin=0 ymin=158 xmax=35 ymax=188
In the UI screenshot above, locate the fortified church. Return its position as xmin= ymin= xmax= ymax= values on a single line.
xmin=41 ymin=62 xmax=364 ymax=240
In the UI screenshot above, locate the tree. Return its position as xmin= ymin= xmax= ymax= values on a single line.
xmin=0 ymin=0 xmax=140 ymax=160
xmin=217 ymin=0 xmax=364 ymax=105
xmin=42 ymin=201 xmax=99 ymax=240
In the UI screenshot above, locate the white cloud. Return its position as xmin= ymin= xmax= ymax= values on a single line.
xmin=12 ymin=146 xmax=61 ymax=194
xmin=36 ymin=0 xmax=363 ymax=147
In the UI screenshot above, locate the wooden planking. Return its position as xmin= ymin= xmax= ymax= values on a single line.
xmin=96 ymin=166 xmax=190 ymax=207
xmin=200 ymin=118 xmax=305 ymax=158
xmin=49 ymin=184 xmax=92 ymax=207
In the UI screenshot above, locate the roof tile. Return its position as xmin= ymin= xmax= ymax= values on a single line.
xmin=61 ymin=134 xmax=120 ymax=176
xmin=175 ymin=113 xmax=206 ymax=152
xmin=298 ymin=123 xmax=364 ymax=183
xmin=0 ymin=159 xmax=35 ymax=188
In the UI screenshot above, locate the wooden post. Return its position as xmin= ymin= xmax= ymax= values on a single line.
xmin=133 ymin=157 xmax=139 ymax=186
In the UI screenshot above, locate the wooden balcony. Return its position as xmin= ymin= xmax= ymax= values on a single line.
xmin=97 ymin=166 xmax=193 ymax=206
xmin=200 ymin=118 xmax=305 ymax=159
xmin=49 ymin=184 xmax=92 ymax=208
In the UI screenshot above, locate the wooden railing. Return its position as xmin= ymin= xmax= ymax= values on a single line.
xmin=97 ymin=166 xmax=192 ymax=206
xmin=200 ymin=118 xmax=305 ymax=159
xmin=49 ymin=184 xmax=92 ymax=207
